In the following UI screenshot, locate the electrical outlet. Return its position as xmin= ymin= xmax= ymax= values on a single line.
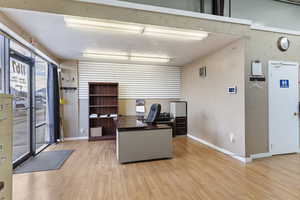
xmin=0 ymin=181 xmax=4 ymax=191
xmin=80 ymin=129 xmax=85 ymax=134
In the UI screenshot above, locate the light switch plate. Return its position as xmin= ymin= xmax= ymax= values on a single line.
xmin=252 ymin=61 xmax=263 ymax=76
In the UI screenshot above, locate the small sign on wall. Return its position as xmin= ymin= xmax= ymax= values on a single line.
xmin=280 ymin=80 xmax=289 ymax=88
xmin=199 ymin=67 xmax=207 ymax=78
xmin=228 ymin=86 xmax=237 ymax=94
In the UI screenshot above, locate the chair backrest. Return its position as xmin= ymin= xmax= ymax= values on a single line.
xmin=145 ymin=104 xmax=161 ymax=123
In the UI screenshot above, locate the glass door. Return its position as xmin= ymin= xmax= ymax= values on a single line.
xmin=9 ymin=52 xmax=33 ymax=164
xmin=34 ymin=57 xmax=50 ymax=153
xmin=8 ymin=41 xmax=52 ymax=167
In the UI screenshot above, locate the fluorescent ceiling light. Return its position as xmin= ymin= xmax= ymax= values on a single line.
xmin=130 ymin=56 xmax=170 ymax=63
xmin=64 ymin=16 xmax=208 ymax=40
xmin=64 ymin=16 xmax=144 ymax=34
xmin=83 ymin=52 xmax=171 ymax=63
xmin=83 ymin=52 xmax=129 ymax=60
xmin=144 ymin=26 xmax=208 ymax=40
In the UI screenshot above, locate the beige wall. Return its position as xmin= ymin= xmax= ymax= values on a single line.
xmin=245 ymin=31 xmax=300 ymax=156
xmin=182 ymin=39 xmax=246 ymax=157
xmin=60 ymin=61 xmax=79 ymax=138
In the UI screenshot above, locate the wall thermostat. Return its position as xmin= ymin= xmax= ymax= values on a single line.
xmin=228 ymin=86 xmax=237 ymax=94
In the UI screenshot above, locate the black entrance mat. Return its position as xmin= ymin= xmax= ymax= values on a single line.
xmin=14 ymin=150 xmax=74 ymax=174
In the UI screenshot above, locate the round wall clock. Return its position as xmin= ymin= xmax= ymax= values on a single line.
xmin=277 ymin=37 xmax=290 ymax=51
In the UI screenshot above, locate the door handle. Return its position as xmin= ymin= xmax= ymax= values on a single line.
xmin=294 ymin=112 xmax=298 ymax=116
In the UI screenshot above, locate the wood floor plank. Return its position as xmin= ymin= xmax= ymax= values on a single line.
xmin=13 ymin=137 xmax=300 ymax=200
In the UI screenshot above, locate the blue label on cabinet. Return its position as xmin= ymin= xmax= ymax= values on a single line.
xmin=280 ymin=80 xmax=289 ymax=88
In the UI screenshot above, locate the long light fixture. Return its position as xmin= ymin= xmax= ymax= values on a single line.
xmin=131 ymin=56 xmax=170 ymax=63
xmin=64 ymin=16 xmax=144 ymax=34
xmin=82 ymin=52 xmax=128 ymax=60
xmin=64 ymin=16 xmax=208 ymax=40
xmin=143 ymin=26 xmax=208 ymax=40
xmin=83 ymin=52 xmax=171 ymax=63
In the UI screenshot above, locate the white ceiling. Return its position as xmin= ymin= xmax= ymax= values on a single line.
xmin=0 ymin=8 xmax=240 ymax=66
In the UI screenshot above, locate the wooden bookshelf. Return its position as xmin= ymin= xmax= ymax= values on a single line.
xmin=88 ymin=82 xmax=118 ymax=141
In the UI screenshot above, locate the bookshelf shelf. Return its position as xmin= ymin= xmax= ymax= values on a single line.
xmin=89 ymin=94 xmax=118 ymax=97
xmin=88 ymin=82 xmax=118 ymax=141
xmin=89 ymin=105 xmax=118 ymax=108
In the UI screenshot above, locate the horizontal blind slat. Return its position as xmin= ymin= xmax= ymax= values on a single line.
xmin=79 ymin=62 xmax=181 ymax=99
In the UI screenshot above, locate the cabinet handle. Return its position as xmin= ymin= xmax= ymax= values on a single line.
xmin=294 ymin=112 xmax=298 ymax=116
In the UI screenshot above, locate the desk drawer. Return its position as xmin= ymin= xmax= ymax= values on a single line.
xmin=175 ymin=127 xmax=187 ymax=135
xmin=175 ymin=117 xmax=187 ymax=123
xmin=175 ymin=126 xmax=187 ymax=135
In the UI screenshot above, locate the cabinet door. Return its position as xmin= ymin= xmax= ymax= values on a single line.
xmin=175 ymin=117 xmax=187 ymax=136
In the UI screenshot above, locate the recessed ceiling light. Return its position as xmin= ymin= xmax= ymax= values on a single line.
xmin=64 ymin=16 xmax=144 ymax=34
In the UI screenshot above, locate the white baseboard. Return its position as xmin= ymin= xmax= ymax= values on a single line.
xmin=187 ymin=134 xmax=252 ymax=163
xmin=64 ymin=136 xmax=89 ymax=141
xmin=250 ymin=152 xmax=272 ymax=159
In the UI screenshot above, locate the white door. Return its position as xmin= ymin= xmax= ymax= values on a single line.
xmin=269 ymin=61 xmax=299 ymax=155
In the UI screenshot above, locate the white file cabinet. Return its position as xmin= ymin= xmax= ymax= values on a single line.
xmin=170 ymin=101 xmax=187 ymax=118
xmin=0 ymin=94 xmax=13 ymax=200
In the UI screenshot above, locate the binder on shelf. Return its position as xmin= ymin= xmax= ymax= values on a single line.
xmin=89 ymin=114 xmax=98 ymax=118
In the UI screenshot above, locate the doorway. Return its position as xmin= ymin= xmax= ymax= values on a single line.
xmin=9 ymin=49 xmax=33 ymax=166
xmin=34 ymin=56 xmax=50 ymax=153
xmin=9 ymin=45 xmax=51 ymax=167
xmin=268 ymin=61 xmax=299 ymax=155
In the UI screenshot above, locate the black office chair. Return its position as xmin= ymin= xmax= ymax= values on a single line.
xmin=145 ymin=104 xmax=161 ymax=124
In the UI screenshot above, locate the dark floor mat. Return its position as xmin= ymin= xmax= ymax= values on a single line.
xmin=14 ymin=150 xmax=74 ymax=174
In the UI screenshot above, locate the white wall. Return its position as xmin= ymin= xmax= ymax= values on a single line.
xmin=230 ymin=0 xmax=300 ymax=31
xmin=182 ymin=40 xmax=246 ymax=157
xmin=120 ymin=0 xmax=202 ymax=12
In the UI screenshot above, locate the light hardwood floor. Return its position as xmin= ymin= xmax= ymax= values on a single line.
xmin=13 ymin=137 xmax=300 ymax=200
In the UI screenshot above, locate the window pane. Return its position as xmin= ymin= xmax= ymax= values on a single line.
xmin=36 ymin=125 xmax=49 ymax=151
xmin=0 ymin=61 xmax=2 ymax=93
xmin=10 ymin=57 xmax=30 ymax=162
xmin=35 ymin=57 xmax=47 ymax=124
xmin=10 ymin=41 xmax=31 ymax=58
xmin=0 ymin=35 xmax=3 ymax=93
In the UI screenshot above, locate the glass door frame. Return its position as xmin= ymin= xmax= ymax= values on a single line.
xmin=33 ymin=56 xmax=50 ymax=154
xmin=9 ymin=49 xmax=35 ymax=168
xmin=3 ymin=37 xmax=53 ymax=168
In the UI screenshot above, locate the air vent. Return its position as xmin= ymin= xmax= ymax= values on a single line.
xmin=276 ymin=0 xmax=300 ymax=5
